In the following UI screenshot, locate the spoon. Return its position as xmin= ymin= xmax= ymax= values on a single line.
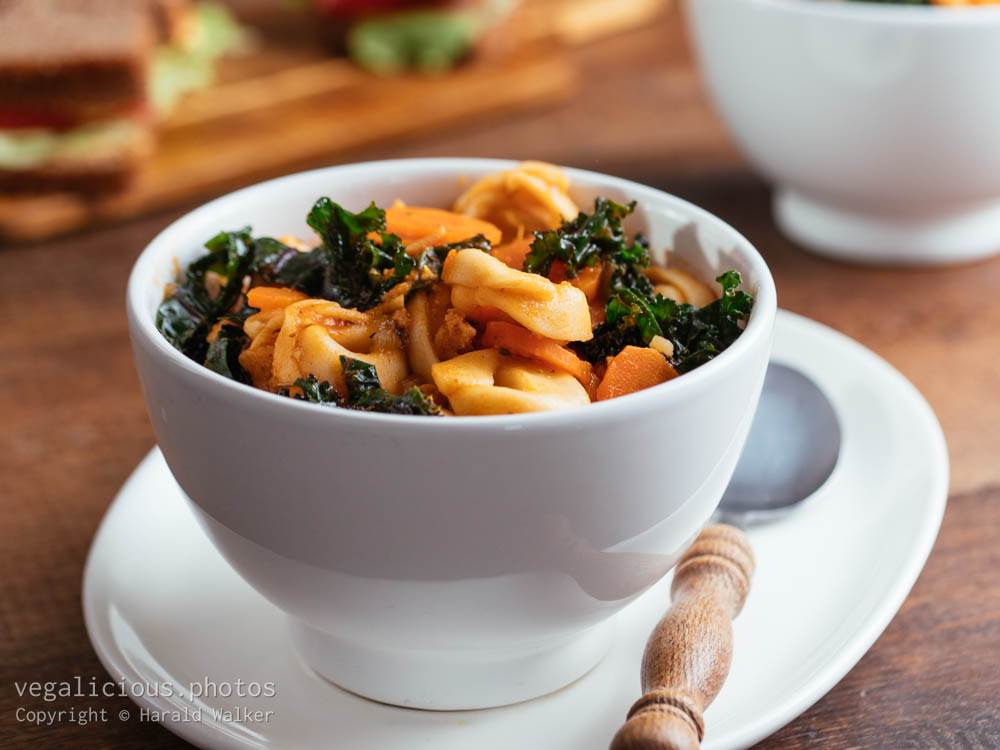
xmin=610 ymin=362 xmax=841 ymax=750
xmin=716 ymin=362 xmax=842 ymax=526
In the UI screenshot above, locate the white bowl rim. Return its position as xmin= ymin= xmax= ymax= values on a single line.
xmin=127 ymin=157 xmax=777 ymax=431
xmin=745 ymin=0 xmax=1000 ymax=25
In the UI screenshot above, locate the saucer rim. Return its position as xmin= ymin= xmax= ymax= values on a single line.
xmin=82 ymin=309 xmax=949 ymax=750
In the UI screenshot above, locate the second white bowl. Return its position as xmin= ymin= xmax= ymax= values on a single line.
xmin=687 ymin=0 xmax=1000 ymax=265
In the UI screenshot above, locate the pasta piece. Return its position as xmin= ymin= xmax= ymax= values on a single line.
xmin=272 ymin=300 xmax=408 ymax=393
xmin=645 ymin=266 xmax=715 ymax=307
xmin=431 ymin=349 xmax=502 ymax=395
xmin=239 ymin=343 xmax=276 ymax=390
xmin=431 ymin=350 xmax=590 ymax=416
xmin=451 ymin=284 xmax=591 ymax=343
xmin=443 ymin=248 xmax=555 ymax=301
xmin=453 ymin=161 xmax=579 ymax=240
xmin=244 ymin=308 xmax=285 ymax=347
xmin=653 ymin=283 xmax=686 ymax=303
xmin=404 ymin=291 xmax=439 ymax=381
xmin=443 ymin=249 xmax=592 ymax=342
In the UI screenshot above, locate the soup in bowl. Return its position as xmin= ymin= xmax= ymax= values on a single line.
xmin=126 ymin=158 xmax=776 ymax=709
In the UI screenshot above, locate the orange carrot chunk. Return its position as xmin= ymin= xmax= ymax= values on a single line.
xmin=570 ymin=263 xmax=603 ymax=302
xmin=247 ymin=286 xmax=308 ymax=310
xmin=548 ymin=260 xmax=568 ymax=284
xmin=480 ymin=321 xmax=593 ymax=384
xmin=491 ymin=237 xmax=532 ymax=269
xmin=596 ymin=345 xmax=678 ymax=401
xmin=385 ymin=205 xmax=503 ymax=247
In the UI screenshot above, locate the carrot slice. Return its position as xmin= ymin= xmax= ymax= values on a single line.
xmin=480 ymin=321 xmax=592 ymax=384
xmin=571 ymin=263 xmax=603 ymax=301
xmin=247 ymin=286 xmax=308 ymax=310
xmin=596 ymin=345 xmax=678 ymax=401
xmin=548 ymin=260 xmax=568 ymax=283
xmin=549 ymin=262 xmax=601 ymax=299
xmin=491 ymin=237 xmax=532 ymax=269
xmin=385 ymin=205 xmax=502 ymax=247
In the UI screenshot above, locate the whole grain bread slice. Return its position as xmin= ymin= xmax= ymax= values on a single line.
xmin=0 ymin=0 xmax=155 ymax=120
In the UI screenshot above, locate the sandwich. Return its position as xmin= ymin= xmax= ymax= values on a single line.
xmin=0 ymin=0 xmax=241 ymax=195
xmin=311 ymin=0 xmax=520 ymax=74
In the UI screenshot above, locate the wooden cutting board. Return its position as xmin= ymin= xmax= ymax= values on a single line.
xmin=0 ymin=0 xmax=667 ymax=243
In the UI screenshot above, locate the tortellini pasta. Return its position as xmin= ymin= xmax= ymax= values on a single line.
xmin=442 ymin=249 xmax=593 ymax=343
xmin=160 ymin=161 xmax=745 ymax=418
xmin=431 ymin=349 xmax=590 ymax=416
xmin=453 ymin=161 xmax=580 ymax=241
xmin=270 ymin=300 xmax=407 ymax=394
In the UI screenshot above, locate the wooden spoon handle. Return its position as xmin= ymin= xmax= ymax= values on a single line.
xmin=610 ymin=524 xmax=755 ymax=750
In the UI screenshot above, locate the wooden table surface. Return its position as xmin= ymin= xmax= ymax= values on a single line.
xmin=2 ymin=6 xmax=998 ymax=749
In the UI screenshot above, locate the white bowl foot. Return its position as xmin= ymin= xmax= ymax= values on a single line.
xmin=288 ymin=618 xmax=614 ymax=710
xmin=774 ymin=188 xmax=1000 ymax=265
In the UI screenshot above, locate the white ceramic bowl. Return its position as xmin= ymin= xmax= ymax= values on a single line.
xmin=686 ymin=0 xmax=1000 ymax=265
xmin=126 ymin=158 xmax=776 ymax=710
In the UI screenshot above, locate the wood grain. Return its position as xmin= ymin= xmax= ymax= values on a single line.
xmin=0 ymin=0 xmax=670 ymax=242
xmin=611 ymin=526 xmax=754 ymax=750
xmin=1 ymin=5 xmax=998 ymax=749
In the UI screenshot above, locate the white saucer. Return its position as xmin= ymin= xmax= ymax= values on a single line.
xmin=83 ymin=311 xmax=948 ymax=750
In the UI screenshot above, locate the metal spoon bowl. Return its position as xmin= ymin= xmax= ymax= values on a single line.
xmin=715 ymin=362 xmax=841 ymax=526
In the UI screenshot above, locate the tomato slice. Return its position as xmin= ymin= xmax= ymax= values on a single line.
xmin=0 ymin=109 xmax=76 ymax=131
xmin=0 ymin=101 xmax=151 ymax=132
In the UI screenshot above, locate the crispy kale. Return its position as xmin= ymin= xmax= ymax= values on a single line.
xmin=247 ymin=200 xmax=490 ymax=311
xmin=340 ymin=357 xmax=442 ymax=415
xmin=525 ymin=198 xmax=752 ymax=372
xmin=203 ymin=325 xmax=252 ymax=384
xmin=156 ymin=199 xmax=494 ymax=388
xmin=523 ymin=198 xmax=648 ymax=279
xmin=267 ymin=198 xmax=410 ymax=311
xmin=281 ymin=376 xmax=343 ymax=407
xmin=575 ymin=271 xmax=753 ymax=373
xmin=282 ymin=361 xmax=441 ymax=416
xmin=156 ymin=227 xmax=254 ymax=363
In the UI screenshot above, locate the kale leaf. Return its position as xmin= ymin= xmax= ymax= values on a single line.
xmin=523 ymin=198 xmax=648 ymax=279
xmin=663 ymin=271 xmax=753 ymax=373
xmin=280 ymin=360 xmax=443 ymax=416
xmin=156 ymin=227 xmax=254 ymax=363
xmin=158 ymin=200 xmax=494 ymax=380
xmin=245 ymin=199 xmax=410 ymax=311
xmin=574 ymin=270 xmax=753 ymax=373
xmin=296 ymin=198 xmax=410 ymax=310
xmin=203 ymin=325 xmax=252 ymax=384
xmin=282 ymin=376 xmax=343 ymax=407
xmin=341 ymin=357 xmax=443 ymax=415
xmin=247 ymin=237 xmax=299 ymax=279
